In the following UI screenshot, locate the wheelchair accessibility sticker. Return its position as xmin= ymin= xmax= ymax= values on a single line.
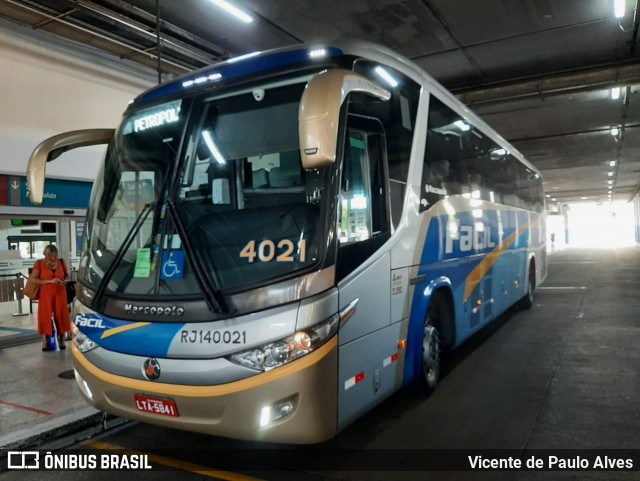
xmin=160 ymin=251 xmax=185 ymax=280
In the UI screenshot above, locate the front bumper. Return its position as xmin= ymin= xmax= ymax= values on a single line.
xmin=72 ymin=337 xmax=338 ymax=444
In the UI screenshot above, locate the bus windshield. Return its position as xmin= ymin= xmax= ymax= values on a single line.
xmin=80 ymin=80 xmax=330 ymax=298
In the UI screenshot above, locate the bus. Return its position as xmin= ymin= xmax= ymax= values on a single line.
xmin=27 ymin=41 xmax=546 ymax=444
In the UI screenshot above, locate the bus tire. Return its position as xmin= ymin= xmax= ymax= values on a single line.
xmin=520 ymin=261 xmax=536 ymax=309
xmin=420 ymin=292 xmax=447 ymax=397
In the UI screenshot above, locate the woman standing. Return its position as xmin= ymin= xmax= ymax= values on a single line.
xmin=29 ymin=244 xmax=71 ymax=351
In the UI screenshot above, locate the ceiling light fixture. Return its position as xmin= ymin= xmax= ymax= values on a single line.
xmin=614 ymin=0 xmax=625 ymax=18
xmin=611 ymin=87 xmax=621 ymax=99
xmin=608 ymin=171 xmax=614 ymax=176
xmin=610 ymin=160 xmax=616 ymax=167
xmin=611 ymin=127 xmax=620 ymax=136
xmin=210 ymin=0 xmax=253 ymax=23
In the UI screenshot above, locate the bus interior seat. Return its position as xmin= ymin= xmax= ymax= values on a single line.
xmin=253 ymin=168 xmax=269 ymax=188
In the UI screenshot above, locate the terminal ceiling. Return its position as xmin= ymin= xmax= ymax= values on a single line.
xmin=2 ymin=0 xmax=640 ymax=206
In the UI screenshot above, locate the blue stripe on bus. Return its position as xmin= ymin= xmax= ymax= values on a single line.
xmin=402 ymin=209 xmax=537 ymax=385
xmin=76 ymin=313 xmax=182 ymax=358
xmin=135 ymin=47 xmax=344 ymax=105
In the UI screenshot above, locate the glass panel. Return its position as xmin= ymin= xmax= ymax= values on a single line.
xmin=173 ymin=82 xmax=327 ymax=292
xmin=339 ymin=131 xmax=372 ymax=244
xmin=80 ymin=99 xmax=185 ymax=295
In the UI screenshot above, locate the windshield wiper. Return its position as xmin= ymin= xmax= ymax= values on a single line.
xmin=167 ymin=201 xmax=233 ymax=315
xmin=92 ymin=202 xmax=155 ymax=309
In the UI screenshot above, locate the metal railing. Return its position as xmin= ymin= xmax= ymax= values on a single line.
xmin=0 ymin=273 xmax=28 ymax=317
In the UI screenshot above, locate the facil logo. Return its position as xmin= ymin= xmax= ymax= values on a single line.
xmin=74 ymin=315 xmax=107 ymax=329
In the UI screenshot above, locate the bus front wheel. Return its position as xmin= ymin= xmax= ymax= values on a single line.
xmin=420 ymin=292 xmax=447 ymax=397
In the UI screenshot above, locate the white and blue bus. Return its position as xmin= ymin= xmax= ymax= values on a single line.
xmin=27 ymin=41 xmax=546 ymax=444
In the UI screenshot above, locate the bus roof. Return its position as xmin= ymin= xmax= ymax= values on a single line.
xmin=130 ymin=40 xmax=539 ymax=176
xmin=132 ymin=45 xmax=344 ymax=105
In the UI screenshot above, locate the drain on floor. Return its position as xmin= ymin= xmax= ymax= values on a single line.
xmin=59 ymin=369 xmax=75 ymax=379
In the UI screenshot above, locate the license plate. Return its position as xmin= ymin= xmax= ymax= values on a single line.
xmin=134 ymin=394 xmax=179 ymax=417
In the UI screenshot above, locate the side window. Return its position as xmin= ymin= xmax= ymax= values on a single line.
xmin=422 ymin=95 xmax=544 ymax=213
xmin=351 ymin=60 xmax=420 ymax=229
xmin=339 ymin=131 xmax=373 ymax=244
xmin=336 ymin=115 xmax=391 ymax=281
xmin=422 ymin=96 xmax=506 ymax=210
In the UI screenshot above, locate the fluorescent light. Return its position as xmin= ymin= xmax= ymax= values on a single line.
xmin=611 ymin=87 xmax=621 ymax=100
xmin=227 ymin=51 xmax=261 ymax=63
xmin=611 ymin=127 xmax=619 ymax=136
xmin=608 ymin=180 xmax=613 ymax=184
xmin=210 ymin=0 xmax=253 ymax=23
xmin=614 ymin=0 xmax=625 ymax=18
xmin=374 ymin=66 xmax=398 ymax=87
xmin=454 ymin=120 xmax=470 ymax=131
xmin=610 ymin=160 xmax=616 ymax=167
xmin=608 ymin=171 xmax=614 ymax=176
xmin=202 ymin=130 xmax=226 ymax=165
xmin=581 ymin=197 xmax=588 ymax=200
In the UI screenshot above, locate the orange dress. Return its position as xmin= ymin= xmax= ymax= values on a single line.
xmin=36 ymin=259 xmax=71 ymax=337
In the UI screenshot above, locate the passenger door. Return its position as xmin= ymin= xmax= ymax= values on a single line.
xmin=336 ymin=116 xmax=398 ymax=428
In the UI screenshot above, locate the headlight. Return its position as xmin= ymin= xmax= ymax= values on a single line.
xmin=228 ymin=314 xmax=339 ymax=371
xmin=72 ymin=324 xmax=99 ymax=353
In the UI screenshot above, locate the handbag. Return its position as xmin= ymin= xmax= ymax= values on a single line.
xmin=60 ymin=259 xmax=76 ymax=303
xmin=65 ymin=282 xmax=76 ymax=304
xmin=23 ymin=277 xmax=40 ymax=301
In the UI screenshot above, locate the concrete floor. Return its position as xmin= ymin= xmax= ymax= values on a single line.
xmin=0 ymin=301 xmax=99 ymax=449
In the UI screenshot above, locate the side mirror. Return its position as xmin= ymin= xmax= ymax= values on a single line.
xmin=299 ymin=69 xmax=390 ymax=169
xmin=27 ymin=129 xmax=115 ymax=205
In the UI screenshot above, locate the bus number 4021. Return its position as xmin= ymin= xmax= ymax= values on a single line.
xmin=239 ymin=239 xmax=306 ymax=263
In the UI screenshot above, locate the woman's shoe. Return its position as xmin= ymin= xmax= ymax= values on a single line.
xmin=59 ymin=344 xmax=66 ymax=350
xmin=42 ymin=346 xmax=51 ymax=352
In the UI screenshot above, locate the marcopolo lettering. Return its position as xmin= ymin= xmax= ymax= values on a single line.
xmin=124 ymin=304 xmax=185 ymax=316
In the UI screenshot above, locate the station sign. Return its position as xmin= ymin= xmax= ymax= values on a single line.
xmin=0 ymin=175 xmax=92 ymax=209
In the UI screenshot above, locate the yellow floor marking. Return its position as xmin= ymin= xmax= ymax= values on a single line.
xmin=83 ymin=440 xmax=264 ymax=481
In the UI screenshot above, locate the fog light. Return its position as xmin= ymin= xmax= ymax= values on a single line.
xmin=275 ymin=400 xmax=294 ymax=418
xmin=258 ymin=395 xmax=297 ymax=428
